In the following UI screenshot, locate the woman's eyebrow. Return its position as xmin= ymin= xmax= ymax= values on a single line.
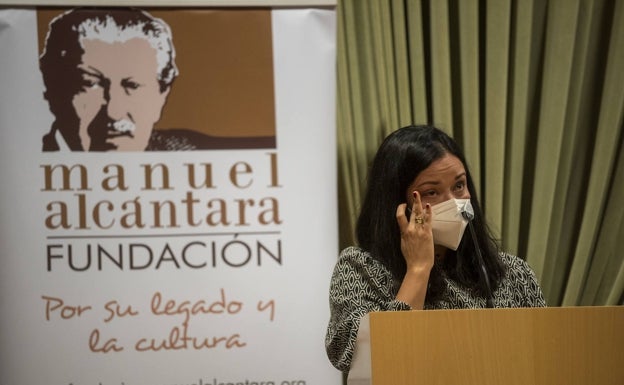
xmin=416 ymin=172 xmax=466 ymax=188
xmin=415 ymin=180 xmax=440 ymax=188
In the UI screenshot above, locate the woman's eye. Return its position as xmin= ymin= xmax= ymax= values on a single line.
xmin=454 ymin=181 xmax=465 ymax=191
xmin=422 ymin=190 xmax=436 ymax=197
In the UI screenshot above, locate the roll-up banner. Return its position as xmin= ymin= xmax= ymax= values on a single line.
xmin=0 ymin=6 xmax=339 ymax=384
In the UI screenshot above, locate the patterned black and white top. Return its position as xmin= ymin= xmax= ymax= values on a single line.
xmin=325 ymin=246 xmax=546 ymax=373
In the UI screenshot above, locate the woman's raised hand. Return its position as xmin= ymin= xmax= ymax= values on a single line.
xmin=396 ymin=190 xmax=434 ymax=274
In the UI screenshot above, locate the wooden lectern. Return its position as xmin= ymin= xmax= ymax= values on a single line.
xmin=348 ymin=306 xmax=624 ymax=385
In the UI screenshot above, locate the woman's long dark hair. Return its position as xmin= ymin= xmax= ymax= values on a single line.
xmin=356 ymin=125 xmax=506 ymax=303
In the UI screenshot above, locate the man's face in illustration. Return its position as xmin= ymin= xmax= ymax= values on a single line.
xmin=40 ymin=10 xmax=178 ymax=151
xmin=71 ymin=37 xmax=170 ymax=151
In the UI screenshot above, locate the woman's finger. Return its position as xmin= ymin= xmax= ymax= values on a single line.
xmin=396 ymin=203 xmax=408 ymax=230
xmin=424 ymin=202 xmax=432 ymax=225
xmin=411 ymin=191 xmax=424 ymax=224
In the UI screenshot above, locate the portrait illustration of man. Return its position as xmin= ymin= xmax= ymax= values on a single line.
xmin=39 ymin=8 xmax=276 ymax=151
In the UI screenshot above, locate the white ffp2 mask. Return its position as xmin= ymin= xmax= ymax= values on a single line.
xmin=431 ymin=198 xmax=472 ymax=250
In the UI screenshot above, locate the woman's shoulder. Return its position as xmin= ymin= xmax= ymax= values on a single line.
xmin=497 ymin=252 xmax=547 ymax=307
xmin=331 ymin=246 xmax=404 ymax=306
xmin=338 ymin=246 xmax=388 ymax=268
xmin=499 ymin=252 xmax=522 ymax=264
xmin=334 ymin=246 xmax=394 ymax=280
xmin=339 ymin=245 xmax=370 ymax=260
xmin=499 ymin=252 xmax=536 ymax=274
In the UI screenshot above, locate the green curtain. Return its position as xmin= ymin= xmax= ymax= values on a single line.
xmin=336 ymin=0 xmax=624 ymax=306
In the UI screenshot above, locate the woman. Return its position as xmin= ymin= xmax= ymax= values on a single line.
xmin=325 ymin=125 xmax=546 ymax=373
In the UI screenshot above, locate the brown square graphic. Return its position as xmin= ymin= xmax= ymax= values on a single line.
xmin=37 ymin=8 xmax=276 ymax=151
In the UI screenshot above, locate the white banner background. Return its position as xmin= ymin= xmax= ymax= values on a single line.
xmin=0 ymin=8 xmax=339 ymax=385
